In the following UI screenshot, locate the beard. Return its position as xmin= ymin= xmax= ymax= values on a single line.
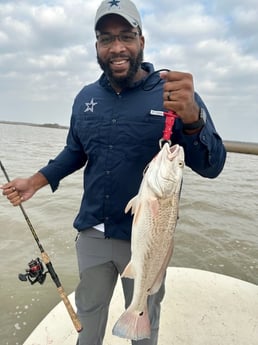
xmin=97 ymin=49 xmax=143 ymax=89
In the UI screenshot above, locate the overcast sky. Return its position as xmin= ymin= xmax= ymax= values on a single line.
xmin=0 ymin=0 xmax=257 ymax=142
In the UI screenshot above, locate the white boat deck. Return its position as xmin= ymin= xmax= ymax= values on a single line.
xmin=23 ymin=267 xmax=258 ymax=345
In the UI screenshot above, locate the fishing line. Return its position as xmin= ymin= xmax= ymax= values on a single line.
xmin=142 ymin=68 xmax=170 ymax=91
xmin=0 ymin=160 xmax=82 ymax=333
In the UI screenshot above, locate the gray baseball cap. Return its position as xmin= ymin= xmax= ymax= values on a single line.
xmin=95 ymin=0 xmax=142 ymax=31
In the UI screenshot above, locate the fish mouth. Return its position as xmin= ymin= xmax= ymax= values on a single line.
xmin=160 ymin=143 xmax=184 ymax=184
xmin=166 ymin=144 xmax=180 ymax=160
xmin=166 ymin=144 xmax=185 ymax=171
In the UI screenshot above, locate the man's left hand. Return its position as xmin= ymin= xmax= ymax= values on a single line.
xmin=161 ymin=71 xmax=199 ymax=124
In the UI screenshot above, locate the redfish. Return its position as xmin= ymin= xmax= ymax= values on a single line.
xmin=112 ymin=143 xmax=184 ymax=340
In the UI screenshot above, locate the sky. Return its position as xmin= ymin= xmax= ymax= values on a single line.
xmin=0 ymin=0 xmax=257 ymax=143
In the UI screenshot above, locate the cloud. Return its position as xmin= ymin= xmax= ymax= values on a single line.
xmin=0 ymin=0 xmax=257 ymax=142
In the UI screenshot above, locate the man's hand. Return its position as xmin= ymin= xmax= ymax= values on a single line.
xmin=0 ymin=172 xmax=48 ymax=206
xmin=161 ymin=71 xmax=200 ymax=124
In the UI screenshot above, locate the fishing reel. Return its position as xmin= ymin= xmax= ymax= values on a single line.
xmin=19 ymin=258 xmax=48 ymax=285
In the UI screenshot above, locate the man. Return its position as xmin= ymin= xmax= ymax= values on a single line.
xmin=1 ymin=0 xmax=226 ymax=344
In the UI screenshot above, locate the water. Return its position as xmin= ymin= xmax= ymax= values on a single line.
xmin=0 ymin=123 xmax=257 ymax=345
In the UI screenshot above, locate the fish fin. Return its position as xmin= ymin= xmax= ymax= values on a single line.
xmin=121 ymin=262 xmax=135 ymax=279
xmin=112 ymin=306 xmax=151 ymax=341
xmin=149 ymin=239 xmax=174 ymax=295
xmin=133 ymin=201 xmax=143 ymax=225
xmin=125 ymin=195 xmax=138 ymax=214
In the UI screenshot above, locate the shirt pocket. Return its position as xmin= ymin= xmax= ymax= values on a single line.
xmin=75 ymin=113 xmax=102 ymax=150
xmin=121 ymin=114 xmax=165 ymax=162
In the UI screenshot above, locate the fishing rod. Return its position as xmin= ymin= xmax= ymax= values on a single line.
xmin=0 ymin=160 xmax=82 ymax=333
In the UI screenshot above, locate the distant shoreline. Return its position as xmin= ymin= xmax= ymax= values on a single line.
xmin=1 ymin=120 xmax=257 ymax=155
xmin=0 ymin=120 xmax=69 ymax=130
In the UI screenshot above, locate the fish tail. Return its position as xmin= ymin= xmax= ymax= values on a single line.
xmin=112 ymin=306 xmax=151 ymax=340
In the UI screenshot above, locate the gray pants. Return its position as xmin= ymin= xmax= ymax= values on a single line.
xmin=75 ymin=229 xmax=165 ymax=345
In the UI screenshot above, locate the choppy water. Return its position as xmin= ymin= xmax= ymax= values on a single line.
xmin=0 ymin=123 xmax=257 ymax=345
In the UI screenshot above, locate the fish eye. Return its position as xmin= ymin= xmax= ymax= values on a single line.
xmin=178 ymin=161 xmax=184 ymax=168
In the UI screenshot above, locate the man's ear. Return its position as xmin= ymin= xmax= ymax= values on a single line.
xmin=140 ymin=35 xmax=145 ymax=50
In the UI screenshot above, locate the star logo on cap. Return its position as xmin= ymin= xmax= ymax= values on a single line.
xmin=84 ymin=98 xmax=98 ymax=113
xmin=108 ymin=0 xmax=120 ymax=7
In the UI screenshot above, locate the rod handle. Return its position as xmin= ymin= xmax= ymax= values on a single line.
xmin=57 ymin=286 xmax=83 ymax=333
xmin=41 ymin=252 xmax=82 ymax=333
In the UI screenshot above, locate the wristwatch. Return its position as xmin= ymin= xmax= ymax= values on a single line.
xmin=182 ymin=107 xmax=207 ymax=130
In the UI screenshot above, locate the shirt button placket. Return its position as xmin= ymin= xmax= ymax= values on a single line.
xmin=103 ymin=100 xmax=119 ymax=226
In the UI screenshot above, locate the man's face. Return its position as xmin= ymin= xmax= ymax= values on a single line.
xmin=95 ymin=14 xmax=145 ymax=90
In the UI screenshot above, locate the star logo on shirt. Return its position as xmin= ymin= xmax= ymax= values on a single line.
xmin=84 ymin=98 xmax=98 ymax=113
xmin=108 ymin=0 xmax=120 ymax=8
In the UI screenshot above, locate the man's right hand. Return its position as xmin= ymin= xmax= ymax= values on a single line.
xmin=0 ymin=172 xmax=48 ymax=206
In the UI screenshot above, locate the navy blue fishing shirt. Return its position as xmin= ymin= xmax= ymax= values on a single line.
xmin=40 ymin=62 xmax=226 ymax=240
